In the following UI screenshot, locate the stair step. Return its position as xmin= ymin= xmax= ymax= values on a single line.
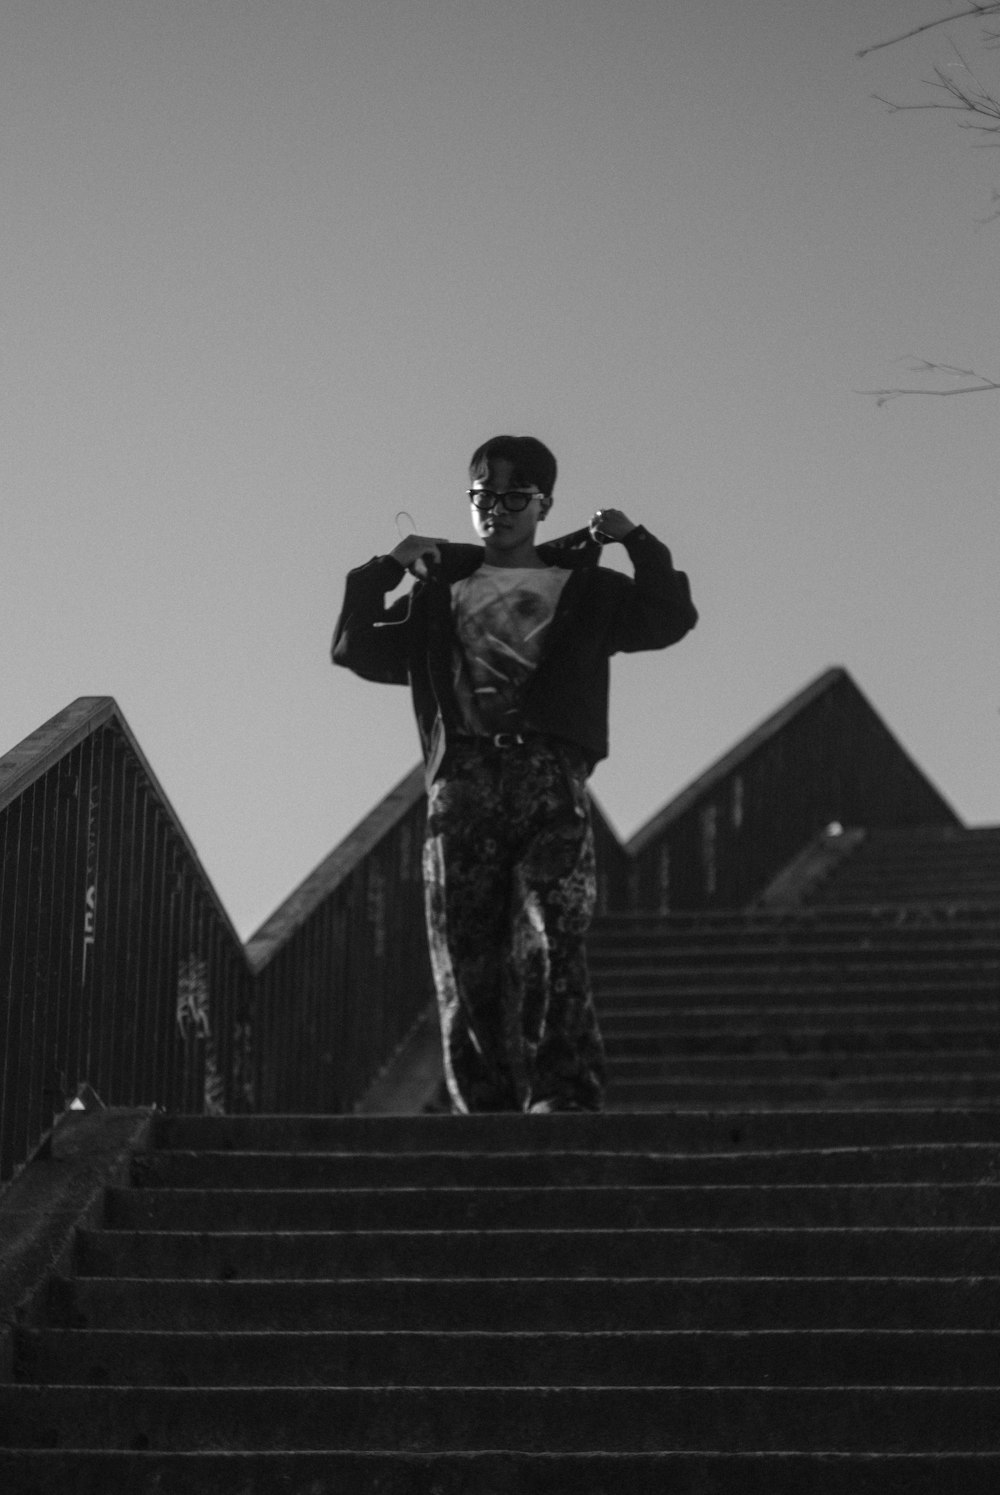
xmin=3 ymin=1383 xmax=1000 ymax=1452
xmin=155 ymin=1110 xmax=1000 ymax=1152
xmin=595 ymin=981 xmax=1000 ymax=1002
xmin=801 ymin=897 xmax=1000 ymax=908
xmin=16 ymin=1327 xmax=1000 ymax=1387
xmin=607 ymin=1053 xmax=1000 ymax=1077
xmin=601 ymin=1027 xmax=1000 ymax=1055
xmin=589 ymin=942 xmax=1000 ymax=966
xmin=590 ymin=908 xmax=1000 ymax=937
xmin=599 ymin=1003 xmax=1000 ymax=1033
xmin=819 ymin=872 xmax=1000 ymax=886
xmin=73 ymin=1224 xmax=1000 ymax=1280
xmin=607 ymin=1078 xmax=1000 ymax=1108
xmin=102 ymin=1182 xmax=1000 ymax=1232
xmin=133 ymin=1141 xmax=1000 ymax=1189
xmin=588 ymin=968 xmax=998 ymax=992
xmin=78 ymin=1219 xmax=1000 ymax=1279
xmin=3 ymin=1449 xmax=1000 ymax=1495
xmin=54 ymin=1274 xmax=1000 ymax=1331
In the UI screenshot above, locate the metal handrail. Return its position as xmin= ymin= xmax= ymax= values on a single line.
xmin=1 ymin=667 xmax=962 ymax=1181
xmin=0 ymin=700 xmax=254 ymax=1180
xmin=1 ymin=698 xmax=244 ymax=945
xmin=0 ymin=705 xmax=433 ymax=1180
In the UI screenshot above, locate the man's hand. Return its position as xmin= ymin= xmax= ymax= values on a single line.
xmin=390 ymin=535 xmax=447 ymax=579
xmin=589 ymin=508 xmax=638 ymax=544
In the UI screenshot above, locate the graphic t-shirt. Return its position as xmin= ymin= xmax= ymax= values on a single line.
xmin=451 ymin=565 xmax=570 ymax=735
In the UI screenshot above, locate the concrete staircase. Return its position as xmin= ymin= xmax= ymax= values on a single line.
xmin=2 ymin=824 xmax=1000 ymax=1491
xmin=595 ymin=824 xmax=1000 ymax=1112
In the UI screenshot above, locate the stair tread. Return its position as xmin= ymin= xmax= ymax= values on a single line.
xmin=4 ymin=1450 xmax=1000 ymax=1495
xmin=5 ymin=1382 xmax=1000 ymax=1453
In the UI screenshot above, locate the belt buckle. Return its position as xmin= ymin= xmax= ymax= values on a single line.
xmin=491 ymin=731 xmax=525 ymax=749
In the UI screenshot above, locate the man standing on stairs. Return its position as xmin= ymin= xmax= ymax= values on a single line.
xmin=332 ymin=434 xmax=697 ymax=1113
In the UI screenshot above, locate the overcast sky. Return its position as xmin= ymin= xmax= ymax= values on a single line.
xmin=3 ymin=0 xmax=997 ymax=937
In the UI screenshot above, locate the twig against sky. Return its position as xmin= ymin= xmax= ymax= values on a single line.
xmin=858 ymin=4 xmax=1000 ymax=60
xmin=873 ymin=52 xmax=1000 ymax=138
xmin=861 ymin=361 xmax=1000 ymax=406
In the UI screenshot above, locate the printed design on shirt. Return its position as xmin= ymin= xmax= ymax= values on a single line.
xmin=451 ymin=567 xmax=569 ymax=734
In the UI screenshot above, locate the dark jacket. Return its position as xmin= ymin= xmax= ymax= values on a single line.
xmin=331 ymin=524 xmax=697 ymax=784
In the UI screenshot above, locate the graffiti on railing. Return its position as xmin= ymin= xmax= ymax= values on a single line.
xmin=177 ymin=954 xmax=211 ymax=1040
xmin=177 ymin=954 xmax=225 ymax=1116
xmin=81 ymin=777 xmax=99 ymax=985
xmin=81 ymin=885 xmax=97 ymax=984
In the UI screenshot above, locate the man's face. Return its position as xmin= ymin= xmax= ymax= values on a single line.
xmin=469 ymin=459 xmax=548 ymax=552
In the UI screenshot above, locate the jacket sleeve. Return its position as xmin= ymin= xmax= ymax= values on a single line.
xmin=331 ymin=554 xmax=414 ymax=685
xmin=606 ymin=525 xmax=698 ymax=653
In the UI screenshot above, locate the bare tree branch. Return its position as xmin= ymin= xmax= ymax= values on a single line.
xmin=859 ymin=12 xmax=1000 ymax=400
xmin=861 ymin=361 xmax=1000 ymax=406
xmin=872 ymin=47 xmax=1000 ymax=135
xmin=858 ymin=4 xmax=1000 ymax=60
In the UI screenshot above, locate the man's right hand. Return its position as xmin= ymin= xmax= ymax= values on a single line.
xmin=390 ymin=535 xmax=447 ymax=579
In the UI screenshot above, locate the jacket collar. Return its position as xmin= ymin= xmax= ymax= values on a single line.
xmin=434 ymin=525 xmax=603 ymax=584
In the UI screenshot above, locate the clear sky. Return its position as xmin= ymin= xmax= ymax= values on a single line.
xmin=3 ymin=0 xmax=997 ymax=938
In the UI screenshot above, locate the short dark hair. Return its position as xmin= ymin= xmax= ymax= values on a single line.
xmin=468 ymin=435 xmax=557 ymax=496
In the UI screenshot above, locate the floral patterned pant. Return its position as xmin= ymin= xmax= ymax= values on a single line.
xmin=423 ymin=739 xmax=606 ymax=1114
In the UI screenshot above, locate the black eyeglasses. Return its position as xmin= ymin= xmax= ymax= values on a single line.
xmin=466 ymin=487 xmax=539 ymax=513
